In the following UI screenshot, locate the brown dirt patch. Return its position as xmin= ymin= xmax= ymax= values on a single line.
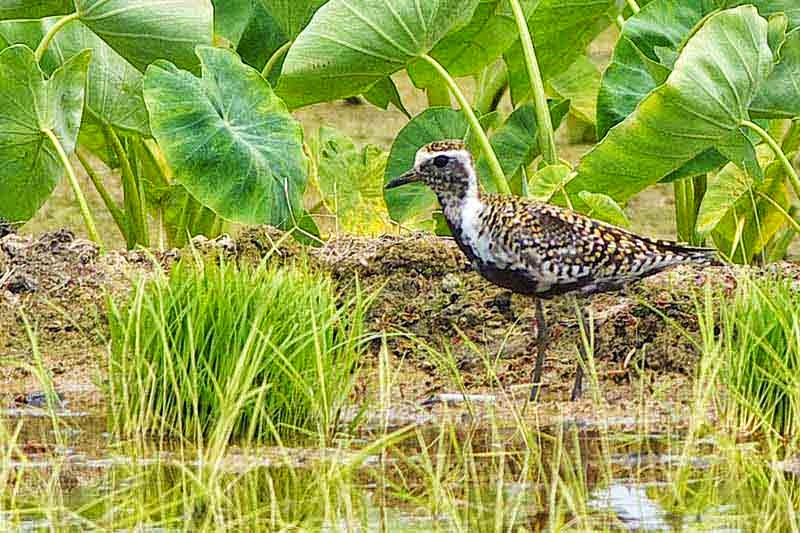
xmin=2 ymin=228 xmax=796 ymax=417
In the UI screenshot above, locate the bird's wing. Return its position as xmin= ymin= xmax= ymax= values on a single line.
xmin=484 ymin=196 xmax=715 ymax=296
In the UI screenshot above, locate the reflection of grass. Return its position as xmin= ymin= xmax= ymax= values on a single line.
xmin=106 ymin=256 xmax=371 ymax=444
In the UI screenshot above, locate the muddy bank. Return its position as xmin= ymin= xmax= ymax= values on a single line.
xmin=2 ymin=228 xmax=795 ymax=409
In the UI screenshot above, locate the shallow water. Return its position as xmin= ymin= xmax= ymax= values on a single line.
xmin=0 ymin=404 xmax=790 ymax=532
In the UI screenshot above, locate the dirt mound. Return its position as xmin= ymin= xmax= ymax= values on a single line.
xmin=2 ymin=228 xmax=788 ymax=404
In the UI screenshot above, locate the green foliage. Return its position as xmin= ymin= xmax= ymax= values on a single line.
xmin=276 ymin=0 xmax=480 ymax=108
xmin=144 ymin=45 xmax=307 ymax=228
xmin=308 ymin=127 xmax=391 ymax=234
xmin=406 ymin=0 xmax=537 ymax=88
xmin=107 ymin=257 xmax=370 ymax=442
xmin=73 ymin=0 xmax=213 ymax=73
xmin=597 ymin=0 xmax=800 ymax=138
xmin=0 ymin=0 xmax=72 ymax=20
xmin=504 ymin=0 xmax=616 ymax=104
xmin=0 ymin=16 xmax=150 ymax=134
xmin=752 ymin=28 xmax=800 ymax=118
xmin=0 ymin=45 xmax=89 ymax=223
xmin=0 ymin=0 xmax=798 ymax=260
xmin=703 ymin=276 xmax=800 ymax=437
xmin=571 ymin=6 xmax=774 ymax=208
xmin=476 ymin=100 xmax=570 ymax=194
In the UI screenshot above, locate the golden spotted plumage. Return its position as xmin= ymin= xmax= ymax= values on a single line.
xmin=466 ymin=194 xmax=716 ymax=298
xmin=385 ymin=139 xmax=719 ymax=401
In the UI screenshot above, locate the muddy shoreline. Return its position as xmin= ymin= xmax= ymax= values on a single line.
xmin=2 ymin=228 xmax=795 ymax=419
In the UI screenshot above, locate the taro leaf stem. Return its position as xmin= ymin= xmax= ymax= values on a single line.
xmin=34 ymin=13 xmax=80 ymax=62
xmin=507 ymin=0 xmax=558 ymax=166
xmin=42 ymin=128 xmax=102 ymax=246
xmin=76 ymin=147 xmax=130 ymax=243
xmin=104 ymin=122 xmax=149 ymax=247
xmin=420 ymin=53 xmax=511 ymax=195
xmin=742 ymin=120 xmax=800 ymax=199
xmin=262 ymin=40 xmax=292 ymax=79
xmin=626 ymin=0 xmax=641 ymax=14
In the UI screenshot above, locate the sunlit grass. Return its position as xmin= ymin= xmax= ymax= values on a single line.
xmin=106 ymin=256 xmax=372 ymax=445
xmin=697 ymin=275 xmax=800 ymax=440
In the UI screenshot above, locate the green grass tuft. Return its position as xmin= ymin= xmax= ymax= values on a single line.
xmin=704 ymin=275 xmax=800 ymax=439
xmin=106 ymin=257 xmax=370 ymax=444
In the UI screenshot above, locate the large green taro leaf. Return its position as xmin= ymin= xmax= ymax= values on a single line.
xmin=407 ymin=0 xmax=537 ymax=88
xmin=568 ymin=6 xmax=774 ymax=209
xmin=0 ymin=0 xmax=72 ymax=19
xmin=384 ymin=108 xmax=469 ymax=224
xmin=75 ymin=0 xmax=213 ymax=73
xmin=260 ymin=0 xmax=328 ymax=39
xmin=597 ymin=0 xmax=800 ymax=138
xmin=504 ymin=0 xmax=616 ymax=104
xmin=0 ymin=17 xmax=149 ymax=135
xmin=276 ymin=0 xmax=480 ymax=108
xmin=143 ymin=46 xmax=308 ymax=227
xmin=0 ymin=45 xmax=90 ymax=223
xmin=752 ymin=28 xmax=800 ymax=118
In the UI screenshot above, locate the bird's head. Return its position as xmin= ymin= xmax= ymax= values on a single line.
xmin=385 ymin=140 xmax=478 ymax=200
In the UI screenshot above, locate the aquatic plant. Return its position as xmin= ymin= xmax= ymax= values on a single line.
xmin=106 ymin=256 xmax=370 ymax=444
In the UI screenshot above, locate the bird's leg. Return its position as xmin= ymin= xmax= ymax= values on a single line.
xmin=529 ymin=298 xmax=548 ymax=401
xmin=570 ymin=299 xmax=590 ymax=401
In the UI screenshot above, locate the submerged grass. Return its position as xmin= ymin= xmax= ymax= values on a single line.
xmin=106 ymin=256 xmax=372 ymax=444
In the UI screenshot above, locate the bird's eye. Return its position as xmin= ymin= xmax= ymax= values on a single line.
xmin=433 ymin=155 xmax=450 ymax=168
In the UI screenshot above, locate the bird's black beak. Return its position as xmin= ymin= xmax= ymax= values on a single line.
xmin=385 ymin=168 xmax=420 ymax=189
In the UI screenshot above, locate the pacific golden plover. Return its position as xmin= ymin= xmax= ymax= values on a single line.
xmin=386 ymin=140 xmax=717 ymax=401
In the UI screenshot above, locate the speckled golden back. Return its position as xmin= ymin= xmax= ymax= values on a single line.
xmin=476 ymin=194 xmax=716 ymax=297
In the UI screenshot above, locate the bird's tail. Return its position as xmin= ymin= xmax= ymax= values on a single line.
xmin=655 ymin=240 xmax=721 ymax=266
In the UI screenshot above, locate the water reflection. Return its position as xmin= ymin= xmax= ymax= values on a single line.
xmin=2 ymin=409 xmax=798 ymax=531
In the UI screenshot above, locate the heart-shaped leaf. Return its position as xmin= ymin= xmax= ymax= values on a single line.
xmin=384 ymin=108 xmax=469 ymax=224
xmin=0 ymin=45 xmax=90 ymax=223
xmin=0 ymin=0 xmax=72 ymax=20
xmin=505 ymin=0 xmax=616 ymax=104
xmin=529 ymin=164 xmax=572 ymax=203
xmin=75 ymin=0 xmax=213 ymax=73
xmin=698 ymin=153 xmax=788 ymax=263
xmin=277 ymin=0 xmax=480 ymax=108
xmin=0 ymin=17 xmax=149 ymax=135
xmin=578 ymin=191 xmax=631 ymax=228
xmin=568 ymin=6 xmax=774 ymax=209
xmin=144 ymin=46 xmax=308 ymax=227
